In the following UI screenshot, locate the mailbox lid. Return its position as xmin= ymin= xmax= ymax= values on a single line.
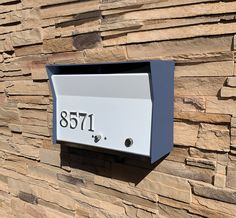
xmin=52 ymin=73 xmax=153 ymax=156
xmin=52 ymin=73 xmax=151 ymax=99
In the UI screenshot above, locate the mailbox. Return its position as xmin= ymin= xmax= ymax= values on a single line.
xmin=47 ymin=61 xmax=174 ymax=163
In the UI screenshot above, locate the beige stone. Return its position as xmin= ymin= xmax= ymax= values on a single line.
xmin=43 ymin=37 xmax=73 ymax=54
xmin=22 ymin=125 xmax=50 ymax=137
xmin=0 ymin=107 xmax=19 ymax=123
xmin=39 ymin=148 xmax=61 ymax=167
xmin=127 ymin=23 xmax=236 ymax=44
xmin=221 ymin=87 xmax=236 ymax=98
xmin=175 ymin=77 xmax=226 ymax=96
xmin=84 ymin=46 xmax=127 ymax=63
xmin=8 ymin=95 xmax=49 ymax=105
xmin=48 ymin=51 xmax=84 ymax=64
xmin=64 ymin=19 xmax=101 ymax=36
xmin=15 ymin=44 xmax=42 ymax=57
xmin=127 ymin=36 xmax=233 ymax=60
xmin=226 ymin=165 xmax=236 ymax=189
xmin=11 ymin=29 xmax=42 ymax=47
xmin=214 ymin=174 xmax=226 ymax=188
xmin=231 ymin=117 xmax=236 ymax=127
xmin=62 ymin=188 xmax=125 ymax=215
xmin=0 ymin=82 xmax=5 ymax=93
xmin=21 ymin=0 xmax=78 ymax=7
xmin=101 ymin=0 xmax=218 ymax=11
xmin=174 ymin=96 xmax=205 ymax=113
xmin=0 ymin=127 xmax=12 ymax=137
xmin=155 ymin=160 xmax=213 ymax=184
xmin=101 ymin=19 xmax=142 ymax=32
xmin=193 ymin=196 xmax=236 ymax=217
xmin=7 ymin=136 xmax=40 ymax=160
xmin=231 ymin=128 xmax=236 ymax=136
xmin=174 ymin=122 xmax=199 ymax=146
xmin=3 ymin=37 xmax=13 ymax=52
xmin=216 ymin=163 xmax=226 ymax=175
xmin=166 ymin=146 xmax=188 ymax=163
xmin=102 ymin=15 xmax=235 ymax=39
xmin=41 ymin=1 xmax=99 ymax=19
xmin=5 ymin=80 xmax=49 ymax=96
xmin=206 ymin=96 xmax=236 ymax=115
xmin=8 ymin=124 xmax=22 ymax=133
xmin=196 ymin=123 xmax=230 ymax=151
xmin=174 ymin=111 xmax=231 ymax=124
xmin=17 ymin=103 xmax=47 ymax=110
xmin=20 ymin=109 xmax=48 ymax=126
xmin=34 ymin=186 xmax=76 ymax=211
xmin=137 ymin=171 xmax=191 ymax=203
xmin=227 ymin=77 xmax=236 ymax=87
xmin=102 ymin=34 xmax=127 ymax=47
xmin=31 ymin=61 xmax=48 ymax=81
xmin=0 ymin=54 xmax=3 ymax=63
xmin=94 ymin=175 xmax=157 ymax=203
xmin=175 ymin=61 xmax=233 ymax=77
xmin=120 ymin=1 xmax=236 ymax=21
xmin=27 ymin=164 xmax=62 ymax=185
xmin=231 ymin=135 xmax=236 ymax=145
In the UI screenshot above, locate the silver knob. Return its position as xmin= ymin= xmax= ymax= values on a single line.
xmin=94 ymin=135 xmax=101 ymax=143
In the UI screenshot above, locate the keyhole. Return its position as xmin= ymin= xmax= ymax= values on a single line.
xmin=125 ymin=138 xmax=133 ymax=147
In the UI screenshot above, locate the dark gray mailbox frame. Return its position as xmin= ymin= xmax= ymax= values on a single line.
xmin=47 ymin=60 xmax=175 ymax=163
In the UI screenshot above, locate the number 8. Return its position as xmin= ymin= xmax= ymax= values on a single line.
xmin=60 ymin=111 xmax=68 ymax=128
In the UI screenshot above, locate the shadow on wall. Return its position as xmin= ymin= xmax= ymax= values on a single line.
xmin=60 ymin=143 xmax=167 ymax=185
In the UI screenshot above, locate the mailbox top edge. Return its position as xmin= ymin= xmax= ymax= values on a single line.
xmin=45 ymin=60 xmax=175 ymax=68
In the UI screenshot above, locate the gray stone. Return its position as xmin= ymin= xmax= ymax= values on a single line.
xmin=18 ymin=191 xmax=38 ymax=204
xmin=186 ymin=157 xmax=216 ymax=170
xmin=57 ymin=174 xmax=85 ymax=186
xmin=191 ymin=181 xmax=236 ymax=204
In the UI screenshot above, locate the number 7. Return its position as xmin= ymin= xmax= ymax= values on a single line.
xmin=79 ymin=113 xmax=87 ymax=130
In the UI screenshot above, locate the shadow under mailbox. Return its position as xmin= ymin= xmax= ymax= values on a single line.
xmin=60 ymin=143 xmax=167 ymax=185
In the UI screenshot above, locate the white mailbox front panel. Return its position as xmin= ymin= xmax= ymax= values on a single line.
xmin=52 ymin=73 xmax=152 ymax=156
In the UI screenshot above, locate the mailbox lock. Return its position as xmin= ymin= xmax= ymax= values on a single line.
xmin=125 ymin=138 xmax=133 ymax=147
xmin=94 ymin=135 xmax=101 ymax=143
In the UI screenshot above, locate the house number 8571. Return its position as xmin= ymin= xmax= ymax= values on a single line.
xmin=59 ymin=111 xmax=94 ymax=132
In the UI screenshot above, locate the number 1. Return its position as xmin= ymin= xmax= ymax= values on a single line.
xmin=88 ymin=114 xmax=94 ymax=132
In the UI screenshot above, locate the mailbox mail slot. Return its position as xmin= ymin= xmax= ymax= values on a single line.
xmin=47 ymin=61 xmax=175 ymax=163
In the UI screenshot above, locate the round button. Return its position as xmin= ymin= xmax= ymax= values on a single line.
xmin=125 ymin=138 xmax=133 ymax=147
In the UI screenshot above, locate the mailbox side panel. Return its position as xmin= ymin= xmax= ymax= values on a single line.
xmin=150 ymin=61 xmax=175 ymax=163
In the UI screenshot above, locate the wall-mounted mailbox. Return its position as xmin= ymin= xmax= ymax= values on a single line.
xmin=47 ymin=61 xmax=174 ymax=163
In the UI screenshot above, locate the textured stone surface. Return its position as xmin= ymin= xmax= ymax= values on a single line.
xmin=186 ymin=157 xmax=216 ymax=170
xmin=174 ymin=122 xmax=199 ymax=146
xmin=196 ymin=123 xmax=230 ymax=151
xmin=39 ymin=148 xmax=61 ymax=167
xmin=137 ymin=172 xmax=192 ymax=203
xmin=221 ymin=87 xmax=236 ymax=98
xmin=191 ymin=181 xmax=236 ymax=204
xmin=206 ymin=97 xmax=236 ymax=115
xmin=11 ymin=29 xmax=43 ymax=47
xmin=227 ymin=77 xmax=236 ymax=87
xmin=0 ymin=1 xmax=236 ymax=217
xmin=226 ymin=165 xmax=236 ymax=189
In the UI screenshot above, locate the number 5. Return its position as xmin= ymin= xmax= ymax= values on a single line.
xmin=70 ymin=112 xmax=78 ymax=129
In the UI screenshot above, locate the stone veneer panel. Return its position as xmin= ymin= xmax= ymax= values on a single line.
xmin=0 ymin=0 xmax=236 ymax=217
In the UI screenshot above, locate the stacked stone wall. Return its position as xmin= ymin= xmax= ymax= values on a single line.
xmin=0 ymin=0 xmax=236 ymax=217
